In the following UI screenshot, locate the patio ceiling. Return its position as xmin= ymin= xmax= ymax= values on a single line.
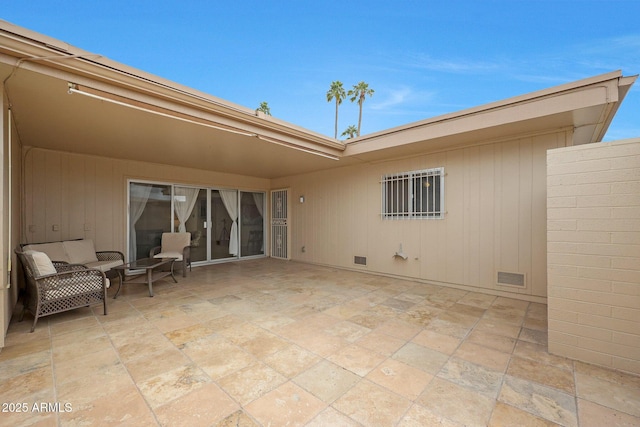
xmin=1 ymin=61 xmax=352 ymax=179
xmin=0 ymin=21 xmax=351 ymax=180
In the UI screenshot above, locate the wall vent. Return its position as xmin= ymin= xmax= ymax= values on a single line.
xmin=497 ymin=271 xmax=526 ymax=287
xmin=354 ymin=256 xmax=367 ymax=266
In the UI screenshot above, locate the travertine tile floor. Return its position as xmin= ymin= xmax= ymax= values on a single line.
xmin=1 ymin=259 xmax=639 ymax=426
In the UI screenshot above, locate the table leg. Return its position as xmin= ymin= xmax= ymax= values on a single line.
xmin=170 ymin=261 xmax=178 ymax=283
xmin=113 ymin=270 xmax=123 ymax=299
xmin=147 ymin=268 xmax=154 ymax=297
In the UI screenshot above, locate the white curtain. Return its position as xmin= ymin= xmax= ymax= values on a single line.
xmin=252 ymin=192 xmax=264 ymax=218
xmin=129 ymin=184 xmax=153 ymax=261
xmin=219 ymin=190 xmax=239 ymax=255
xmin=174 ymin=187 xmax=200 ymax=232
xmin=252 ymin=192 xmax=265 ymax=252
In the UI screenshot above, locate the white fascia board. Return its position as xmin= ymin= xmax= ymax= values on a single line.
xmin=344 ymin=71 xmax=630 ymax=156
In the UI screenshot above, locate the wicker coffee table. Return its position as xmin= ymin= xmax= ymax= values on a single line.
xmin=112 ymin=257 xmax=177 ymax=298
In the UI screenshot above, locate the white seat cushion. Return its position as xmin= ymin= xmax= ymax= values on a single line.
xmin=85 ymin=259 xmax=124 ymax=272
xmin=153 ymin=252 xmax=183 ymax=261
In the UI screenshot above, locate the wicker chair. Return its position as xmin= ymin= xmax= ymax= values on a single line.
xmin=16 ymin=249 xmax=108 ymax=332
xmin=149 ymin=232 xmax=191 ymax=277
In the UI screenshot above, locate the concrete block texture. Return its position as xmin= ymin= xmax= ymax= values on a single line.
xmin=547 ymin=138 xmax=640 ymax=375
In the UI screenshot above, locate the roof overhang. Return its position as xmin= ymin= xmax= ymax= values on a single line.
xmin=1 ymin=20 xmax=636 ymax=178
xmin=0 ymin=20 xmax=348 ymax=179
xmin=343 ymin=71 xmax=636 ymax=162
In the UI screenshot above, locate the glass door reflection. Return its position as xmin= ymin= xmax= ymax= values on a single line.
xmin=211 ymin=190 xmax=234 ymax=260
xmin=178 ymin=188 xmax=208 ymax=262
xmin=240 ymin=192 xmax=265 ymax=257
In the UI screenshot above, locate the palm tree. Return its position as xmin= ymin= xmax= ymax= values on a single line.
xmin=341 ymin=125 xmax=358 ymax=140
xmin=347 ymin=81 xmax=374 ymax=136
xmin=326 ymin=81 xmax=346 ymax=139
xmin=256 ymin=101 xmax=271 ymax=116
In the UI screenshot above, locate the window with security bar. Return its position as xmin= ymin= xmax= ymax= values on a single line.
xmin=381 ymin=167 xmax=444 ymax=219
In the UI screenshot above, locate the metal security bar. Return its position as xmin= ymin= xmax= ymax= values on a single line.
xmin=271 ymin=189 xmax=289 ymax=259
xmin=381 ymin=167 xmax=444 ymax=219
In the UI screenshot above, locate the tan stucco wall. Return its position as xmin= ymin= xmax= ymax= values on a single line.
xmin=273 ymin=131 xmax=568 ymax=301
xmin=547 ymin=138 xmax=640 ymax=375
xmin=21 ymin=148 xmax=270 ymax=257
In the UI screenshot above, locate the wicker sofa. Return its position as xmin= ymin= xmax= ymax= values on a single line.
xmin=21 ymin=239 xmax=124 ymax=280
xmin=15 ymin=239 xmax=124 ymax=332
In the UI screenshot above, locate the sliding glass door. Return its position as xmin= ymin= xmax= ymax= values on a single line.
xmin=128 ymin=181 xmax=265 ymax=263
xmin=211 ymin=190 xmax=234 ymax=260
xmin=129 ymin=182 xmax=171 ymax=261
xmin=176 ymin=187 xmax=208 ymax=262
xmin=240 ymin=192 xmax=265 ymax=257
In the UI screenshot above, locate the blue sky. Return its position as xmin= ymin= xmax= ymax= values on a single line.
xmin=3 ymin=1 xmax=639 ymax=140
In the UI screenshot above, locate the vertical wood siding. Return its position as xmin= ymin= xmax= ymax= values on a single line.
xmin=275 ymin=132 xmax=565 ymax=299
xmin=23 ymin=131 xmax=562 ymax=299
xmin=22 ymin=149 xmax=269 ymax=253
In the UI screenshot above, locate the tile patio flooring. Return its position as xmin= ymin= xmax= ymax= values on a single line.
xmin=1 ymin=258 xmax=639 ymax=426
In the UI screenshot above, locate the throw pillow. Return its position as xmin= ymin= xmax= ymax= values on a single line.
xmin=28 ymin=251 xmax=57 ymax=277
xmin=63 ymin=239 xmax=99 ymax=265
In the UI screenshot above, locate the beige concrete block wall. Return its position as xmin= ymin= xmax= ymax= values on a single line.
xmin=547 ymin=138 xmax=640 ymax=375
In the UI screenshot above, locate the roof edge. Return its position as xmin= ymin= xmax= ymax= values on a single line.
xmin=345 ymin=70 xmax=626 ymax=145
xmin=0 ymin=19 xmax=344 ymax=152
